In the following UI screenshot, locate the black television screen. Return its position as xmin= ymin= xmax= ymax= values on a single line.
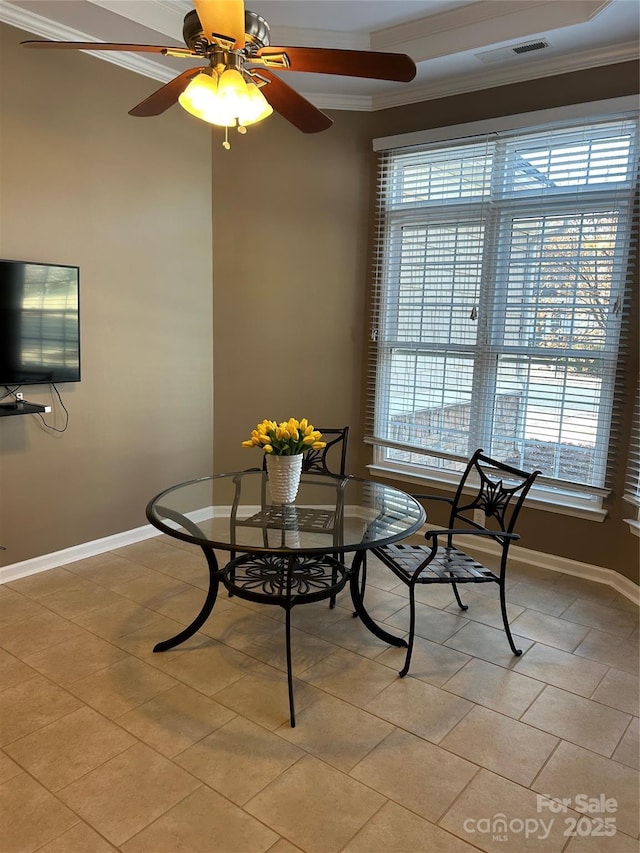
xmin=0 ymin=260 xmax=80 ymax=386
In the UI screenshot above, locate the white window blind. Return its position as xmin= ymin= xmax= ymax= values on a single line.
xmin=368 ymin=114 xmax=639 ymax=507
xmin=625 ymin=380 xmax=640 ymax=509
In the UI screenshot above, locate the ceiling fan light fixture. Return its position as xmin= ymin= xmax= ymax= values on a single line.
xmin=178 ymin=71 xmax=230 ymax=123
xmin=178 ymin=63 xmax=273 ymax=139
xmin=216 ymin=66 xmax=250 ymax=113
xmin=21 ymin=2 xmax=418 ymax=141
xmin=242 ymin=80 xmax=273 ymax=125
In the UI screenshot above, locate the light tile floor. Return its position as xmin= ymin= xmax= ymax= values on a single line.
xmin=0 ymin=537 xmax=638 ymax=852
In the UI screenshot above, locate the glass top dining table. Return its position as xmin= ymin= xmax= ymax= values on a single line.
xmin=146 ymin=470 xmax=425 ymax=555
xmin=145 ymin=471 xmax=426 ymax=725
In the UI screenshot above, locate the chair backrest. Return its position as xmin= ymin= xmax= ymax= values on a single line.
xmin=259 ymin=427 xmax=349 ymax=476
xmin=449 ymin=449 xmax=540 ymax=535
xmin=302 ymin=426 xmax=349 ymax=475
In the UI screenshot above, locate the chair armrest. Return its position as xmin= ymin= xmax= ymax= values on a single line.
xmin=426 ymin=528 xmax=520 ymax=542
xmin=411 ymin=494 xmax=454 ymax=504
xmin=231 ymin=467 xmax=263 ymax=521
xmin=233 ymin=467 xmax=262 ymax=482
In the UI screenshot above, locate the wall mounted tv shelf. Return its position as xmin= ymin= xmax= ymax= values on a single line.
xmin=0 ymin=402 xmax=46 ymax=417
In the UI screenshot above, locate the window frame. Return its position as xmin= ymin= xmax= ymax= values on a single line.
xmin=368 ymin=98 xmax=639 ymax=519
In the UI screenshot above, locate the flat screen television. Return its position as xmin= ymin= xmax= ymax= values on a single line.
xmin=0 ymin=259 xmax=80 ymax=386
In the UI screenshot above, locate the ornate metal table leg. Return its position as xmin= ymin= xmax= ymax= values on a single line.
xmin=285 ymin=607 xmax=296 ymax=727
xmin=153 ymin=546 xmax=220 ymax=652
xmin=219 ymin=551 xmax=348 ymax=726
xmin=350 ymin=551 xmax=407 ymax=648
xmin=284 ymin=555 xmax=297 ymax=727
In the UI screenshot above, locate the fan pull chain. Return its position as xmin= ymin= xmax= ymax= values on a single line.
xmin=222 ymin=122 xmax=250 ymax=150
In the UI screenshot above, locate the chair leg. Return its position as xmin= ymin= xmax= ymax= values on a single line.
xmin=400 ymin=584 xmax=417 ymax=677
xmin=498 ymin=578 xmax=522 ymax=656
xmin=329 ymin=554 xmax=340 ymax=609
xmin=452 ymin=581 xmax=468 ymax=611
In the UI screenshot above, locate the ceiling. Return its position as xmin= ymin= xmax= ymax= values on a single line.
xmin=1 ymin=0 xmax=638 ymax=110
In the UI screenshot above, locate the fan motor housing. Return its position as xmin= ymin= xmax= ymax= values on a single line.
xmin=183 ymin=8 xmax=271 ymax=52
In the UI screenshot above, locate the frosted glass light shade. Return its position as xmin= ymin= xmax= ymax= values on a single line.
xmin=178 ymin=72 xmax=235 ymax=127
xmin=217 ymin=68 xmax=249 ymax=115
xmin=178 ymin=68 xmax=273 ymax=129
xmin=242 ymin=81 xmax=274 ymax=125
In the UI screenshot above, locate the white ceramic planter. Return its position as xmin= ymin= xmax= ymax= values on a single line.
xmin=265 ymin=453 xmax=303 ymax=503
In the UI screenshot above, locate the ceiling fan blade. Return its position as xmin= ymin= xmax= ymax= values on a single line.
xmin=257 ymin=46 xmax=416 ymax=82
xmin=128 ymin=68 xmax=206 ymax=117
xmin=21 ymin=40 xmax=176 ymax=53
xmin=257 ymin=70 xmax=332 ymax=134
xmin=194 ymin=0 xmax=245 ymax=47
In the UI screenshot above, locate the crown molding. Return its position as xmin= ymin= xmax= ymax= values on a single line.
xmin=268 ymin=25 xmax=370 ymax=51
xmin=85 ymin=0 xmax=186 ymax=40
xmin=0 ymin=1 xmax=190 ymax=82
xmin=0 ymin=0 xmax=175 ymax=55
xmin=2 ymin=1 xmax=636 ymax=112
xmin=371 ymin=41 xmax=640 ymax=111
xmin=372 ymin=0 xmax=611 ymax=60
xmin=1 ymin=1 xmax=90 ymax=40
xmin=306 ymin=92 xmax=373 ymax=112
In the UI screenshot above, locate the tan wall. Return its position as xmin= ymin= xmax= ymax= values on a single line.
xmin=1 ymin=19 xmax=637 ymax=585
xmin=209 ymin=65 xmax=638 ymax=582
xmin=0 ymin=25 xmax=214 ymax=565
xmin=210 ymin=110 xmax=373 ymax=475
xmin=368 ymin=62 xmax=640 ymax=582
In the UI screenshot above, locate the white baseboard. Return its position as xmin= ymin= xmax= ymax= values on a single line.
xmin=422 ymin=525 xmax=639 ymax=606
xmin=508 ymin=544 xmax=639 ymax=605
xmin=0 ymin=525 xmax=159 ymax=585
xmin=0 ymin=507 xmax=219 ymax=586
xmin=1 ymin=518 xmax=638 ymax=606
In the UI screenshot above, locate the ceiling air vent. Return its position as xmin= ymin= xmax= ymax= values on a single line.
xmin=512 ymin=40 xmax=549 ymax=54
xmin=476 ymin=39 xmax=550 ymax=63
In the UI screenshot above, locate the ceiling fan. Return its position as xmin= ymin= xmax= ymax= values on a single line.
xmin=21 ymin=0 xmax=416 ymax=147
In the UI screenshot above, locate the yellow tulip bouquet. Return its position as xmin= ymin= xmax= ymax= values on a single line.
xmin=242 ymin=418 xmax=326 ymax=456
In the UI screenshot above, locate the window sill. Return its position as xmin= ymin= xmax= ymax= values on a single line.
xmin=624 ymin=519 xmax=640 ymax=537
xmin=367 ymin=463 xmax=608 ymax=523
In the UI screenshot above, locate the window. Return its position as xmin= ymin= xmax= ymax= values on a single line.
xmin=368 ymin=111 xmax=639 ymax=514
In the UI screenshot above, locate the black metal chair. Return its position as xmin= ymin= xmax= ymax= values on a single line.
xmin=294 ymin=426 xmax=349 ymax=477
xmin=231 ymin=427 xmax=349 ymax=525
xmin=372 ymin=449 xmax=540 ymax=677
xmin=238 ymin=427 xmax=349 ymax=479
xmin=229 ymin=427 xmax=350 ymax=603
